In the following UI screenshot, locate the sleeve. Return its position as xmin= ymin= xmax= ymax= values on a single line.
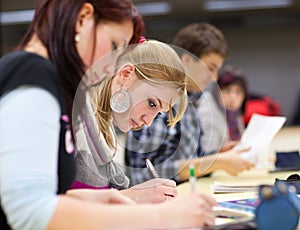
xmin=155 ymin=103 xmax=203 ymax=183
xmin=125 ymin=112 xmax=181 ymax=185
xmin=0 ymin=86 xmax=61 ymax=230
xmin=197 ymin=91 xmax=226 ymax=153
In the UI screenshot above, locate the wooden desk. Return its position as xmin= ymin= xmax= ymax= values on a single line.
xmin=178 ymin=126 xmax=300 ymax=197
xmin=178 ymin=126 xmax=300 ymax=228
xmin=270 ymin=125 xmax=300 ymax=155
xmin=178 ymin=169 xmax=297 ymax=199
xmin=178 ymin=169 xmax=299 ymax=229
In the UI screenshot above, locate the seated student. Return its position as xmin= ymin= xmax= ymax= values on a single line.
xmin=125 ymin=23 xmax=253 ymax=186
xmin=72 ymin=39 xmax=189 ymax=203
xmin=198 ymin=65 xmax=249 ymax=153
xmin=0 ymin=1 xmax=216 ymax=229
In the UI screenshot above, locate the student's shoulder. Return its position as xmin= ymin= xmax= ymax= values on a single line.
xmin=0 ymin=50 xmax=56 ymax=74
xmin=0 ymin=50 xmax=62 ymax=101
xmin=198 ymin=90 xmax=216 ymax=110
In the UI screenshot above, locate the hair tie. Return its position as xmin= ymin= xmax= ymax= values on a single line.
xmin=139 ymin=36 xmax=147 ymax=43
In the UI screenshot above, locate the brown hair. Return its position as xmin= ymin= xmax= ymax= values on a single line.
xmin=172 ymin=22 xmax=228 ymax=59
xmin=217 ymin=65 xmax=248 ymax=112
xmin=18 ymin=0 xmax=145 ymax=124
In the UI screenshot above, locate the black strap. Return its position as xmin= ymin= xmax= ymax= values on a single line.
xmin=0 ymin=51 xmax=63 ymax=229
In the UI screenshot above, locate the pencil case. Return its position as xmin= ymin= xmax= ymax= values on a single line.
xmin=275 ymin=173 xmax=300 ymax=194
xmin=255 ymin=181 xmax=300 ymax=230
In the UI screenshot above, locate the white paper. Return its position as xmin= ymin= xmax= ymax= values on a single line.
xmin=234 ymin=114 xmax=286 ymax=165
xmin=211 ymin=181 xmax=260 ymax=193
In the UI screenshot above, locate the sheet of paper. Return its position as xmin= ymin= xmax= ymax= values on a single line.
xmin=212 ymin=181 xmax=257 ymax=193
xmin=234 ymin=114 xmax=286 ymax=165
xmin=211 ymin=181 xmax=269 ymax=193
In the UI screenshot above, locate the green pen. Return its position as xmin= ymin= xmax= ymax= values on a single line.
xmin=189 ymin=164 xmax=196 ymax=192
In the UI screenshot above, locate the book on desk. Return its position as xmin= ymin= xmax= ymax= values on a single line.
xmin=200 ymin=196 xmax=259 ymax=230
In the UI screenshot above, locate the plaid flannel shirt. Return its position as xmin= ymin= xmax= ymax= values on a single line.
xmin=125 ymin=92 xmax=205 ymax=185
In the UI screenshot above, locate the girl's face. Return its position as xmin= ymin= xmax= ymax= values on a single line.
xmin=220 ymin=84 xmax=245 ymax=111
xmin=92 ymin=20 xmax=133 ymax=68
xmin=112 ymin=72 xmax=177 ymax=132
xmin=76 ymin=4 xmax=133 ymax=74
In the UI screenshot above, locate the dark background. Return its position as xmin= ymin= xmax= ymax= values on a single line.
xmin=1 ymin=0 xmax=300 ymax=125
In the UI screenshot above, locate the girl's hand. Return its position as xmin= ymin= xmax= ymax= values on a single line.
xmin=122 ymin=178 xmax=177 ymax=203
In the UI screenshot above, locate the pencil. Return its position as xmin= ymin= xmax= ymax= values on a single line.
xmin=189 ymin=164 xmax=196 ymax=192
xmin=145 ymin=158 xmax=159 ymax=178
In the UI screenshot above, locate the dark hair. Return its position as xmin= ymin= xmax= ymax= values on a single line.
xmin=18 ymin=0 xmax=145 ymax=120
xmin=171 ymin=22 xmax=228 ymax=59
xmin=217 ymin=65 xmax=248 ymax=112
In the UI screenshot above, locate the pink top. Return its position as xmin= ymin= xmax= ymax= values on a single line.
xmin=70 ymin=180 xmax=110 ymax=190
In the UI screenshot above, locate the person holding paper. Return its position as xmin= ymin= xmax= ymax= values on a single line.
xmin=125 ymin=23 xmax=253 ymax=186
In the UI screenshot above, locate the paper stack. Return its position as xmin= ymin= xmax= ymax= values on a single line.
xmin=211 ymin=181 xmax=264 ymax=193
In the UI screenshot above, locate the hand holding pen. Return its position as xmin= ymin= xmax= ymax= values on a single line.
xmin=145 ymin=158 xmax=176 ymax=202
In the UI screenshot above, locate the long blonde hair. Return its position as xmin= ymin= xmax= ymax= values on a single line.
xmin=94 ymin=40 xmax=188 ymax=148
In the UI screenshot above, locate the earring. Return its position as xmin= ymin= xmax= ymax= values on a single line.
xmin=75 ymin=33 xmax=80 ymax=43
xmin=110 ymin=89 xmax=131 ymax=113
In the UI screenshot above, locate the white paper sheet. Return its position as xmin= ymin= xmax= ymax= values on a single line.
xmin=234 ymin=114 xmax=286 ymax=166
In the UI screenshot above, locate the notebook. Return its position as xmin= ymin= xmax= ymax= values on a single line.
xmin=217 ymin=197 xmax=259 ymax=216
xmin=211 ymin=181 xmax=271 ymax=193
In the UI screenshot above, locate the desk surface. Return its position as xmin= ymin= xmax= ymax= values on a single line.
xmin=270 ymin=125 xmax=300 ymax=151
xmin=178 ymin=126 xmax=300 ymax=229
xmin=178 ymin=125 xmax=300 ymax=198
xmin=178 ymin=169 xmax=298 ymax=199
xmin=178 ymin=169 xmax=300 ymax=229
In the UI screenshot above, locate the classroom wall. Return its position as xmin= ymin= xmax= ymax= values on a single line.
xmin=1 ymin=3 xmax=300 ymax=125
xmin=222 ymin=24 xmax=300 ymax=126
xmin=144 ymin=18 xmax=300 ymax=125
